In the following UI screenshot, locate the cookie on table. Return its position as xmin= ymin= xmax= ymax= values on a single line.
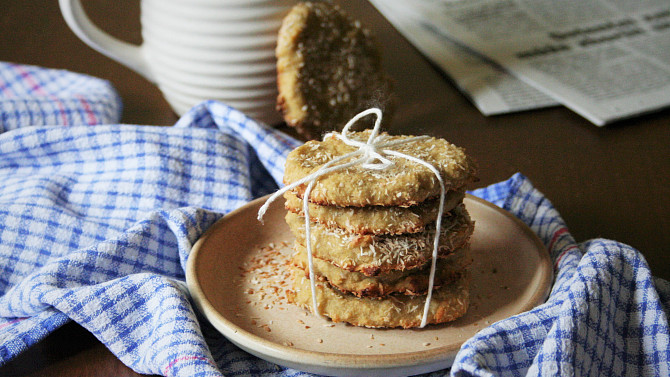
xmin=292 ymin=244 xmax=469 ymax=297
xmin=285 ymin=204 xmax=474 ymax=276
xmin=287 ymin=263 xmax=470 ymax=329
xmin=284 ymin=188 xmax=465 ymax=235
xmin=276 ymin=1 xmax=394 ymax=140
xmin=283 ymin=130 xmax=478 ymax=207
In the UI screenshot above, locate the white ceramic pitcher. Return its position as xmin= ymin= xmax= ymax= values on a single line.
xmin=59 ymin=0 xmax=297 ymax=125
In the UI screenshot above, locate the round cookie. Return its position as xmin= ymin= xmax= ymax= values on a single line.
xmin=283 ymin=130 xmax=478 ymax=207
xmin=276 ymin=1 xmax=394 ymax=140
xmin=284 ymin=188 xmax=466 ymax=235
xmin=287 ymin=263 xmax=470 ymax=328
xmin=292 ymin=244 xmax=469 ymax=297
xmin=285 ymin=204 xmax=474 ymax=276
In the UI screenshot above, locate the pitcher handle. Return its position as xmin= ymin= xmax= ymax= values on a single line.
xmin=58 ymin=0 xmax=155 ymax=82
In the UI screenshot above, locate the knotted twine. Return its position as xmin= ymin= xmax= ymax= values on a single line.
xmin=258 ymin=108 xmax=446 ymax=328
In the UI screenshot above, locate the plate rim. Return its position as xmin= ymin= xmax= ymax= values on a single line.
xmin=186 ymin=193 xmax=553 ymax=373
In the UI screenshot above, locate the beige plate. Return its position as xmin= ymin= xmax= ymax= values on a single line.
xmin=186 ymin=194 xmax=553 ymax=376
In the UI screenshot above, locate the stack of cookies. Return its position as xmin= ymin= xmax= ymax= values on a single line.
xmin=283 ymin=129 xmax=477 ymax=328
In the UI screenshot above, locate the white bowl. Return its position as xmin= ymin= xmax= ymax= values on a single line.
xmin=157 ymin=77 xmax=277 ymax=99
xmin=143 ymin=28 xmax=278 ymax=51
xmin=162 ymin=86 xmax=277 ymax=110
xmin=149 ymin=63 xmax=277 ymax=88
xmin=144 ymin=39 xmax=278 ymax=63
xmin=141 ymin=10 xmax=283 ymax=36
xmin=144 ymin=0 xmax=290 ymax=21
xmin=163 ymin=91 xmax=281 ymax=124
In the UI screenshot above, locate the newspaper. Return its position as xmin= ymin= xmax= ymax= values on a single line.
xmin=373 ymin=0 xmax=670 ymax=125
xmin=370 ymin=0 xmax=559 ymax=115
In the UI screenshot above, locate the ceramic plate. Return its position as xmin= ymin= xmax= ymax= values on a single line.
xmin=186 ymin=194 xmax=552 ymax=376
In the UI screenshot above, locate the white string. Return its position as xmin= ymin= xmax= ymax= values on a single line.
xmin=388 ymin=151 xmax=446 ymax=327
xmin=258 ymin=108 xmax=445 ymax=327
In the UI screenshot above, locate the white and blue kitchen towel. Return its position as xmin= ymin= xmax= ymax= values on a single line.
xmin=0 ymin=63 xmax=668 ymax=376
xmin=0 ymin=62 xmax=121 ymax=132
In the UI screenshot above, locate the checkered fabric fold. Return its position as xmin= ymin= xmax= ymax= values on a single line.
xmin=0 ymin=100 xmax=300 ymax=376
xmin=0 ymin=64 xmax=667 ymax=376
xmin=451 ymin=176 xmax=670 ymax=377
xmin=0 ymin=62 xmax=121 ymax=131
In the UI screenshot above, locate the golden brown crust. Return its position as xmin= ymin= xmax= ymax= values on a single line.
xmin=287 ymin=263 xmax=469 ymax=328
xmin=283 ymin=130 xmax=478 ymax=207
xmin=284 ymin=188 xmax=466 ymax=235
xmin=285 ymin=204 xmax=474 ymax=276
xmin=276 ymin=1 xmax=394 ymax=140
xmin=292 ymin=244 xmax=469 ymax=297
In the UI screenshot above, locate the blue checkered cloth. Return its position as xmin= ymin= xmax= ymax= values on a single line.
xmin=0 ymin=64 xmax=668 ymax=376
xmin=452 ymin=177 xmax=670 ymax=376
xmin=0 ymin=61 xmax=121 ymax=131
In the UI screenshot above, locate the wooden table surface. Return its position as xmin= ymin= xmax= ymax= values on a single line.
xmin=1 ymin=1 xmax=668 ymax=376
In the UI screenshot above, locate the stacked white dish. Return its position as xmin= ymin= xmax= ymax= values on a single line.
xmin=60 ymin=0 xmax=298 ymax=125
xmin=141 ymin=0 xmax=296 ymax=124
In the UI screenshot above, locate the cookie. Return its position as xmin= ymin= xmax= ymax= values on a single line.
xmin=276 ymin=1 xmax=394 ymax=140
xmin=292 ymin=243 xmax=468 ymax=297
xmin=287 ymin=263 xmax=469 ymax=328
xmin=284 ymin=188 xmax=466 ymax=235
xmin=283 ymin=130 xmax=478 ymax=207
xmin=285 ymin=204 xmax=474 ymax=276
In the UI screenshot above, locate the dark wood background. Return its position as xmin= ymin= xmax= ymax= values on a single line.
xmin=1 ymin=1 xmax=668 ymax=376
